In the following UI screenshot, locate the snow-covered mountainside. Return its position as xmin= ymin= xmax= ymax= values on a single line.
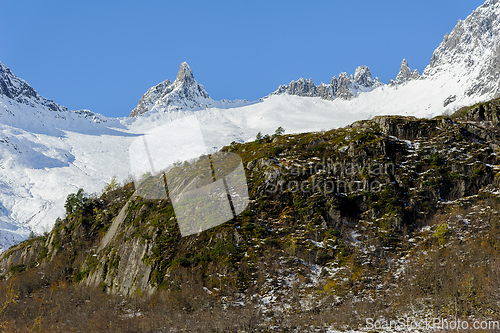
xmin=0 ymin=63 xmax=68 ymax=113
xmin=272 ymin=0 xmax=500 ymax=106
xmin=0 ymin=63 xmax=135 ymax=251
xmin=0 ymin=0 xmax=499 ymax=252
xmin=423 ymin=0 xmax=500 ymax=97
xmin=129 ymin=62 xmax=250 ymax=116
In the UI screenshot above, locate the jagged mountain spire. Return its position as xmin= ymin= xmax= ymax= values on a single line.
xmin=175 ymin=62 xmax=195 ymax=84
xmin=395 ymin=59 xmax=411 ymax=84
xmin=335 ymin=72 xmax=354 ymax=100
xmin=129 ymin=62 xmax=212 ymax=117
xmin=395 ymin=59 xmax=419 ymax=85
xmin=353 ymin=66 xmax=373 ymax=88
xmin=272 ymin=65 xmax=376 ymax=101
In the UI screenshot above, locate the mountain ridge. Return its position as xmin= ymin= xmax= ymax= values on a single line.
xmin=0 ymin=62 xmax=68 ymax=113
xmin=0 ymin=0 xmax=499 ymax=253
xmin=126 ymin=0 xmax=499 ymax=117
xmin=268 ymin=0 xmax=499 ymax=105
xmin=423 ymin=0 xmax=500 ymax=98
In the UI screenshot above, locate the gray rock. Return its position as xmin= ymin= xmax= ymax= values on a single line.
xmin=353 ymin=66 xmax=373 ymax=88
xmin=335 ymin=72 xmax=354 ymax=100
xmin=278 ymin=78 xmax=317 ymax=97
xmin=412 ymin=69 xmax=420 ymax=80
xmin=316 ymin=82 xmax=336 ymax=100
xmin=395 ymin=59 xmax=413 ymax=84
xmin=444 ymin=95 xmax=457 ymax=107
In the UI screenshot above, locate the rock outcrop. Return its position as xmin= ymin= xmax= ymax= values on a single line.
xmin=353 ymin=66 xmax=373 ymax=88
xmin=276 ymin=78 xmax=317 ymax=98
xmin=395 ymin=59 xmax=412 ymax=84
xmin=334 ymin=72 xmax=354 ymax=100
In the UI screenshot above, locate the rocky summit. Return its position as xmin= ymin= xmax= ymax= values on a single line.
xmin=395 ymin=59 xmax=419 ymax=85
xmin=129 ymin=62 xmax=213 ymax=116
xmin=423 ymin=0 xmax=500 ymax=97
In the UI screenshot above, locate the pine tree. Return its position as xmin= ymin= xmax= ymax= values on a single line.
xmin=65 ymin=188 xmax=87 ymax=215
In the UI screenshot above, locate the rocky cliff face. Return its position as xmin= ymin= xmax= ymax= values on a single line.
xmin=0 ymin=62 xmax=68 ymax=112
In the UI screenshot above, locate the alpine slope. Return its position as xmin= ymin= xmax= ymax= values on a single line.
xmin=0 ymin=0 xmax=498 ymax=251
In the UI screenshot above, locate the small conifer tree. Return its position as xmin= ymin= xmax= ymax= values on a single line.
xmin=274 ymin=126 xmax=285 ymax=137
xmin=65 ymin=188 xmax=87 ymax=215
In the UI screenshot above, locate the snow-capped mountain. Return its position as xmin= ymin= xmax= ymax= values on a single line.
xmin=129 ymin=62 xmax=250 ymax=116
xmin=0 ymin=62 xmax=68 ymax=113
xmin=271 ymin=60 xmax=421 ymax=101
xmin=0 ymin=0 xmax=499 ymax=252
xmin=0 ymin=63 xmax=134 ymax=251
xmin=423 ymin=0 xmax=500 ymax=98
xmin=272 ymin=0 xmax=500 ymax=106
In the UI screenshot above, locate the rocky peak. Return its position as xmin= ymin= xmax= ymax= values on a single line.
xmin=175 ymin=62 xmax=195 ymax=85
xmin=423 ymin=0 xmax=500 ymax=96
xmin=411 ymin=69 xmax=420 ymax=80
xmin=274 ymin=77 xmax=317 ymax=98
xmin=129 ymin=62 xmax=212 ymax=117
xmin=353 ymin=66 xmax=373 ymax=88
xmin=0 ymin=62 xmax=67 ymax=112
xmin=395 ymin=59 xmax=412 ymax=84
xmin=393 ymin=59 xmax=420 ymax=85
xmin=335 ymin=72 xmax=354 ymax=100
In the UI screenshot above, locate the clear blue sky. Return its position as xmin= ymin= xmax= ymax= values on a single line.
xmin=0 ymin=0 xmax=486 ymax=118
